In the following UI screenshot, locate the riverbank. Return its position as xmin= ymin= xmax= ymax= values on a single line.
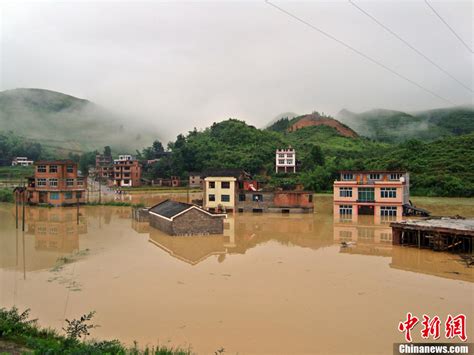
xmin=0 ymin=307 xmax=192 ymax=355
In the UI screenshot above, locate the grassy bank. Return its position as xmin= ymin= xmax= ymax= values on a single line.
xmin=0 ymin=166 xmax=34 ymax=181
xmin=0 ymin=307 xmax=192 ymax=354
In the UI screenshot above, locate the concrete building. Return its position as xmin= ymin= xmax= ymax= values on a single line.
xmin=202 ymin=169 xmax=243 ymax=212
xmin=189 ymin=172 xmax=203 ymax=188
xmin=95 ymin=154 xmax=113 ymax=180
xmin=12 ymin=157 xmax=34 ymax=167
xmin=236 ymin=190 xmax=314 ymax=213
xmin=112 ymin=155 xmax=142 ymax=187
xmin=149 ymin=199 xmax=226 ymax=236
xmin=333 ymin=170 xmax=410 ymax=220
xmin=275 ymin=148 xmax=296 ymax=173
xmin=26 ymin=160 xmax=87 ymax=206
xmin=204 ymin=176 xmax=237 ymax=212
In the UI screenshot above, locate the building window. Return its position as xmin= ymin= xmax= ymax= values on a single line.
xmin=252 ymin=194 xmax=263 ymax=202
xmin=66 ymin=179 xmax=74 ymax=186
xmin=358 ymin=228 xmax=374 ymax=241
xmin=50 ymin=192 xmax=59 ymax=200
xmin=37 ymin=165 xmax=46 ymax=173
xmin=221 ymin=181 xmax=230 ymax=189
xmin=278 ymin=154 xmax=284 ymax=158
xmin=339 ymin=204 xmax=352 ymax=215
xmin=49 ymin=179 xmax=58 ymax=187
xmin=49 ymin=165 xmax=58 ymax=173
xmin=278 ymin=159 xmax=285 ymax=164
xmin=308 ymin=194 xmax=313 ymax=202
xmin=369 ymin=173 xmax=381 ymax=180
xmin=37 ymin=178 xmax=47 ymax=186
xmin=380 ymin=187 xmax=397 ymax=198
xmin=209 ymin=181 xmax=215 ymax=189
xmin=342 ymin=173 xmax=353 ymax=181
xmin=358 ymin=187 xmax=374 ymax=202
xmin=66 ymin=165 xmax=74 ymax=173
xmin=287 ymin=154 xmax=293 ymax=158
xmin=339 ymin=187 xmax=352 ymax=197
xmin=77 ymin=180 xmax=84 ymax=186
xmin=208 ymin=194 xmax=215 ymax=202
xmin=65 ymin=192 xmax=73 ymax=199
xmin=124 ymin=179 xmax=130 ymax=184
xmin=286 ymin=159 xmax=293 ymax=164
xmin=380 ymin=206 xmax=397 ymax=216
xmin=380 ymin=233 xmax=392 ymax=243
xmin=221 ymin=194 xmax=230 ymax=202
xmin=239 ymin=194 xmax=246 ymax=202
xmin=390 ymin=173 xmax=403 ymax=181
xmin=339 ymin=230 xmax=352 ymax=240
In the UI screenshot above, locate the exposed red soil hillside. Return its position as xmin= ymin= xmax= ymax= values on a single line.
xmin=288 ymin=114 xmax=359 ymax=138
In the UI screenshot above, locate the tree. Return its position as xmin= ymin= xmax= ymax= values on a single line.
xmin=303 ymin=145 xmax=325 ymax=171
xmin=103 ymin=146 xmax=112 ymax=157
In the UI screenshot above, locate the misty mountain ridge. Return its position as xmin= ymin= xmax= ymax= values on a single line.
xmin=0 ymin=88 xmax=158 ymax=153
xmin=336 ymin=106 xmax=474 ymax=143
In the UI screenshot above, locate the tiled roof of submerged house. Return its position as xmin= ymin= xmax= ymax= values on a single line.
xmin=149 ymin=199 xmax=226 ymax=220
xmin=149 ymin=200 xmax=194 ymax=219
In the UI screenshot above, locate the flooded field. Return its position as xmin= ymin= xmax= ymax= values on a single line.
xmin=0 ymin=195 xmax=473 ymax=354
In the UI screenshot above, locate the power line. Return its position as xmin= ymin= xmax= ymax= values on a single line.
xmin=349 ymin=0 xmax=473 ymax=93
xmin=424 ymin=0 xmax=473 ymax=54
xmin=264 ymin=0 xmax=455 ymax=105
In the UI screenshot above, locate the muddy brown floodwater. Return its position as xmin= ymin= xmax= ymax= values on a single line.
xmin=0 ymin=195 xmax=473 ymax=354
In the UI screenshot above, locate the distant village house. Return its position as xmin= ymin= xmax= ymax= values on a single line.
xmin=112 ymin=154 xmax=142 ymax=187
xmin=12 ymin=157 xmax=34 ymax=167
xmin=188 ymin=172 xmax=203 ymax=188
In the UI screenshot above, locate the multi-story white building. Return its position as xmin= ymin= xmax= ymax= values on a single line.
xmin=12 ymin=157 xmax=34 ymax=167
xmin=275 ymin=148 xmax=296 ymax=173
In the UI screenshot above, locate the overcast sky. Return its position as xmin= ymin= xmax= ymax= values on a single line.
xmin=1 ymin=0 xmax=472 ymax=140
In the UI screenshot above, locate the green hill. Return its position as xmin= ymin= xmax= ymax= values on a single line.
xmin=359 ymin=133 xmax=474 ymax=197
xmin=0 ymin=88 xmax=158 ymax=154
xmin=139 ymin=118 xmax=473 ymax=197
xmin=336 ymin=106 xmax=474 ymax=143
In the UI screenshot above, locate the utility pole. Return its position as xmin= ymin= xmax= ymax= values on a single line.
xmin=15 ymin=189 xmax=18 ymax=229
xmin=76 ymin=194 xmax=80 ymax=225
xmin=21 ymin=188 xmax=25 ymax=232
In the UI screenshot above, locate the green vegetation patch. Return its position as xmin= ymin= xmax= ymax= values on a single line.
xmin=0 ymin=307 xmax=192 ymax=354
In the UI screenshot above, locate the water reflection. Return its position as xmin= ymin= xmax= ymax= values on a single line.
xmin=0 ymin=207 xmax=87 ymax=273
xmin=0 ymin=199 xmax=472 ymax=284
xmin=333 ymin=213 xmax=473 ymax=282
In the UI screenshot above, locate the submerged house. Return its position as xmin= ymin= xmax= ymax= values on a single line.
xmin=236 ymin=190 xmax=314 ymax=213
xmin=149 ymin=199 xmax=226 ymax=236
xmin=333 ymin=170 xmax=410 ymax=220
xmin=26 ymin=160 xmax=87 ymax=206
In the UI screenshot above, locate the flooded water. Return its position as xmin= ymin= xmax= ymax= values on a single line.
xmin=0 ymin=195 xmax=473 ymax=354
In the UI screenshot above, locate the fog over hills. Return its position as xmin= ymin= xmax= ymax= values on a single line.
xmin=336 ymin=106 xmax=474 ymax=143
xmin=0 ymin=88 xmax=159 ymax=152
